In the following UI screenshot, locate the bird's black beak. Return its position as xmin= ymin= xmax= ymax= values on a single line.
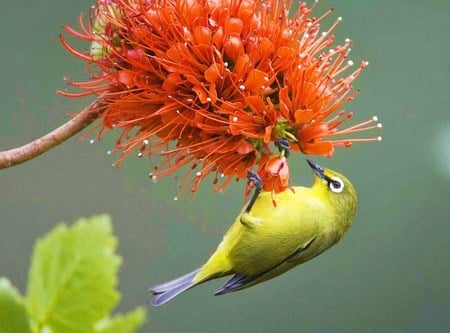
xmin=307 ymin=160 xmax=326 ymax=179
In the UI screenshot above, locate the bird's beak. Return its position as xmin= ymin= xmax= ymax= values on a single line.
xmin=307 ymin=160 xmax=326 ymax=179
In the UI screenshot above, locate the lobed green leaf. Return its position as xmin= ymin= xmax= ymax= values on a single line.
xmin=26 ymin=215 xmax=121 ymax=333
xmin=95 ymin=307 xmax=147 ymax=333
xmin=0 ymin=277 xmax=31 ymax=333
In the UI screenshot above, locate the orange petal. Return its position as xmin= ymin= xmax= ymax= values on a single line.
xmin=166 ymin=44 xmax=183 ymax=62
xmin=263 ymin=126 xmax=273 ymax=143
xmin=245 ymin=95 xmax=265 ymax=113
xmin=192 ymin=86 xmax=208 ymax=103
xmin=208 ymin=83 xmax=218 ymax=104
xmin=244 ymin=69 xmax=267 ymax=93
xmin=205 ymin=63 xmax=221 ymax=83
xmin=224 ymin=34 xmax=244 ymax=62
xmin=118 ymin=70 xmax=135 ymax=87
xmin=278 ymin=87 xmax=291 ymax=119
xmin=236 ymin=140 xmax=255 ymax=154
xmin=224 ymin=18 xmax=243 ymax=35
xmin=162 ymin=73 xmax=181 ymax=93
xmin=300 ymin=142 xmax=334 ymax=156
xmin=259 ymin=38 xmax=274 ymax=56
xmin=294 ymin=109 xmax=315 ymax=124
xmin=194 ymin=26 xmax=212 ymax=44
xmin=233 ymin=54 xmax=250 ymax=78
xmin=300 ymin=123 xmax=329 ymax=141
xmin=212 ymin=26 xmax=224 ymax=49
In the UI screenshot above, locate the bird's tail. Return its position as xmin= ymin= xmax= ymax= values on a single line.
xmin=150 ymin=269 xmax=200 ymax=306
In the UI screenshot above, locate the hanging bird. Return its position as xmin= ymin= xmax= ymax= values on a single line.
xmin=150 ymin=160 xmax=358 ymax=306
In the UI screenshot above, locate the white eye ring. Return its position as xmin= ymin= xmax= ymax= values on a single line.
xmin=329 ymin=177 xmax=344 ymax=193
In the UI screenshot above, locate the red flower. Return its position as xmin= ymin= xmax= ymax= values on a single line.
xmin=257 ymin=155 xmax=290 ymax=194
xmin=61 ymin=0 xmax=381 ymax=197
xmin=279 ymin=56 xmax=382 ymax=157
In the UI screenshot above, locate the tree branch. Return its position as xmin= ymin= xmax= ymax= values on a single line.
xmin=0 ymin=96 xmax=106 ymax=169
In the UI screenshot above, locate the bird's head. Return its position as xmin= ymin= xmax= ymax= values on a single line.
xmin=307 ymin=160 xmax=358 ymax=224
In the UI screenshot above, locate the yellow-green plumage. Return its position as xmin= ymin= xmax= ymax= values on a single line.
xmin=150 ymin=162 xmax=357 ymax=306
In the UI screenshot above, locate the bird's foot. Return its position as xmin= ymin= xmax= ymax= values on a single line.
xmin=247 ymin=170 xmax=262 ymax=191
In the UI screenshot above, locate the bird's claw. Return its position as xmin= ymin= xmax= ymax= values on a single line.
xmin=245 ymin=170 xmax=263 ymax=213
xmin=247 ymin=170 xmax=262 ymax=190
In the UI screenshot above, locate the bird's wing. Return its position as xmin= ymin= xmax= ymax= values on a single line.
xmin=214 ymin=236 xmax=317 ymax=295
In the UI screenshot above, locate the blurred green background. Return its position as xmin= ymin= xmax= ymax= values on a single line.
xmin=1 ymin=0 xmax=449 ymax=332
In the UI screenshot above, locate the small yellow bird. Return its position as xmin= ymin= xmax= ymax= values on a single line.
xmin=150 ymin=160 xmax=357 ymax=306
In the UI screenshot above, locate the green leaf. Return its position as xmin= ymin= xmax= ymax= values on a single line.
xmin=95 ymin=307 xmax=146 ymax=333
xmin=26 ymin=215 xmax=121 ymax=333
xmin=0 ymin=277 xmax=31 ymax=333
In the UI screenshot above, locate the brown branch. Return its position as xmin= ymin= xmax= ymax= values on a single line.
xmin=0 ymin=96 xmax=106 ymax=170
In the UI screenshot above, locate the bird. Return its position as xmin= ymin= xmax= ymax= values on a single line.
xmin=150 ymin=159 xmax=358 ymax=306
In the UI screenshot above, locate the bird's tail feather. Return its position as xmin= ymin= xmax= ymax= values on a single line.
xmin=150 ymin=269 xmax=200 ymax=306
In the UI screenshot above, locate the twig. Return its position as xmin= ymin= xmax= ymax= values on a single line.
xmin=0 ymin=96 xmax=107 ymax=169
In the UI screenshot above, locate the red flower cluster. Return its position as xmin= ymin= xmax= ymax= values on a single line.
xmin=61 ymin=0 xmax=381 ymax=197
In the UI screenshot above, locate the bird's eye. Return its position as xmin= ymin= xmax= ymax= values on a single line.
xmin=329 ymin=177 xmax=344 ymax=193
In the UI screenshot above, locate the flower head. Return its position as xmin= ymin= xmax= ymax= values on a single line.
xmin=61 ymin=0 xmax=381 ymax=197
xmin=257 ymin=155 xmax=290 ymax=194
